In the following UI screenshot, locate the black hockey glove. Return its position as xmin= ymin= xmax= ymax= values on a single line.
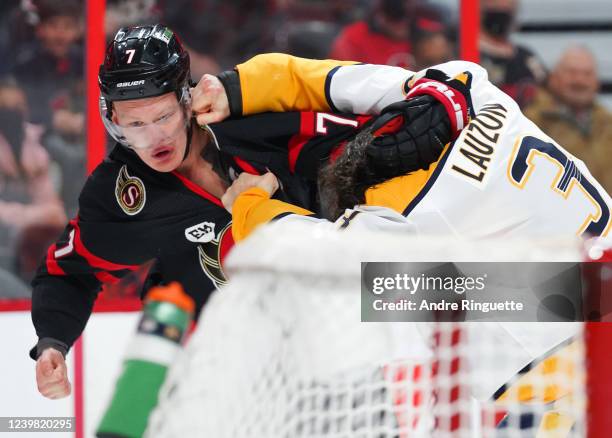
xmin=366 ymin=94 xmax=451 ymax=178
xmin=366 ymin=69 xmax=473 ymax=178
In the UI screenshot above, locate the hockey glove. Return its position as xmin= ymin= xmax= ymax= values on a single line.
xmin=366 ymin=70 xmax=472 ymax=178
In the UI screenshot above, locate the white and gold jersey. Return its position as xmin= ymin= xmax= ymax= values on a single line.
xmin=231 ymin=55 xmax=611 ymax=240
xmin=364 ymin=76 xmax=612 ymax=239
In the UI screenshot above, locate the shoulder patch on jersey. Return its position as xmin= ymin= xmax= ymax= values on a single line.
xmin=115 ymin=165 xmax=146 ymax=215
xmin=185 ymin=221 xmax=216 ymax=243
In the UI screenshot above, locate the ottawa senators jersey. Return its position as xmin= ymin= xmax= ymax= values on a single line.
xmin=31 ymin=110 xmax=370 ymax=356
xmin=209 ymin=111 xmax=371 ymax=211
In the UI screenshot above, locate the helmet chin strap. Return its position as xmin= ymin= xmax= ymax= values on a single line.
xmin=182 ymin=119 xmax=194 ymax=163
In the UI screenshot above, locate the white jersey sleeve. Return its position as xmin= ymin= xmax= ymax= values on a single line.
xmin=235 ymin=54 xmax=490 ymax=117
xmin=327 ymin=60 xmax=491 ymax=115
xmin=275 ymin=206 xmax=419 ymax=234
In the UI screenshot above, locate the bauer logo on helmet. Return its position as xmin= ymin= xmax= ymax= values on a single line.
xmin=116 ymin=80 xmax=145 ymax=88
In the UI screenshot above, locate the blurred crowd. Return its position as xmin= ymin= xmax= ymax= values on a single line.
xmin=0 ymin=0 xmax=611 ymax=298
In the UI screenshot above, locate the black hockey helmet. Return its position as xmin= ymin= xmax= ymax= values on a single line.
xmin=99 ymin=24 xmax=195 ymax=151
xmin=99 ymin=24 xmax=190 ymax=103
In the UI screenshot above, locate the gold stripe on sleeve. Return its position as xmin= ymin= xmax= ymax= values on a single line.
xmin=236 ymin=53 xmax=356 ymax=115
xmin=231 ymin=187 xmax=313 ymax=242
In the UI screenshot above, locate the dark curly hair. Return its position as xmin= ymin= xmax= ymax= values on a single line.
xmin=318 ymin=127 xmax=395 ymax=221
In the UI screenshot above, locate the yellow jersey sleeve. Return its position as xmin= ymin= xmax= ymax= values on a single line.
xmin=231 ymin=187 xmax=314 ymax=242
xmin=235 ymin=53 xmax=357 ymax=115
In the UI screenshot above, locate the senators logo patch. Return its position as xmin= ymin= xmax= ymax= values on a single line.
xmin=198 ymin=222 xmax=233 ymax=287
xmin=115 ymin=165 xmax=146 ymax=215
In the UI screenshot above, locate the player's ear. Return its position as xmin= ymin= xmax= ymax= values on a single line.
xmin=111 ymin=106 xmax=119 ymax=124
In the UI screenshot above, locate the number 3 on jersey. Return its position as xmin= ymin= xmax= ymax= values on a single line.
xmin=508 ymin=135 xmax=611 ymax=236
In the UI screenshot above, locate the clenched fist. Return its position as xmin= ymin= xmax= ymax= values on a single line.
xmin=36 ymin=348 xmax=71 ymax=399
xmin=222 ymin=172 xmax=279 ymax=213
xmin=191 ymin=74 xmax=230 ymax=126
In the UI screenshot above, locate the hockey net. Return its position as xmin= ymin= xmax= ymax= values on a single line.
xmin=146 ymin=222 xmax=607 ymax=437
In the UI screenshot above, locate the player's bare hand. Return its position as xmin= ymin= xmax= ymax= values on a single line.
xmin=36 ymin=348 xmax=71 ymax=399
xmin=0 ymin=200 xmax=25 ymax=226
xmin=192 ymin=74 xmax=230 ymax=125
xmin=222 ymin=172 xmax=279 ymax=213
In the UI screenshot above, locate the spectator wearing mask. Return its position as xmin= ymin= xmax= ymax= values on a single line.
xmin=329 ymin=0 xmax=413 ymax=67
xmin=409 ymin=12 xmax=453 ymax=71
xmin=11 ymin=0 xmax=83 ymax=128
xmin=525 ymin=46 xmax=612 ymax=195
xmin=479 ymin=0 xmax=546 ymax=108
xmin=0 ymin=79 xmax=66 ymax=285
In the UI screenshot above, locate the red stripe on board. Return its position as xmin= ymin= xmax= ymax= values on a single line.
xmin=0 ymin=298 xmax=143 ymax=313
xmin=172 ymin=171 xmax=224 ymax=207
xmin=233 ymin=156 xmax=260 ymax=175
xmin=460 ymin=0 xmax=480 ymax=63
xmin=93 ymin=297 xmax=143 ymax=312
xmin=73 ymin=337 xmax=84 ymax=438
xmin=0 ymin=299 xmax=31 ymax=311
xmin=71 ymin=219 xmax=139 ymax=272
xmin=288 ymin=112 xmax=316 ymax=173
xmin=85 ymin=0 xmax=107 ymax=174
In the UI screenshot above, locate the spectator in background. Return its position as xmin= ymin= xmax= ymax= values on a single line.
xmin=10 ymin=0 xmax=86 ymax=216
xmin=158 ymin=0 xmax=224 ymax=76
xmin=284 ymin=21 xmax=341 ymax=59
xmin=11 ymin=0 xmax=83 ymax=128
xmin=43 ymin=78 xmax=86 ymax=218
xmin=0 ymin=79 xmax=66 ymax=289
xmin=479 ymin=0 xmax=546 ymax=108
xmin=275 ymin=0 xmax=363 ymax=26
xmin=159 ymin=0 xmax=275 ymax=73
xmin=105 ymin=0 xmax=158 ymax=38
xmin=272 ymin=0 xmax=365 ymax=59
xmin=329 ymin=0 xmax=413 ymax=67
xmin=525 ymin=46 xmax=612 ymax=195
xmin=409 ymin=12 xmax=453 ymax=71
xmin=0 ymin=2 xmax=22 ymax=76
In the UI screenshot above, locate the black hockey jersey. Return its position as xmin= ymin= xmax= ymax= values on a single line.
xmin=30 ymin=111 xmax=371 ymax=356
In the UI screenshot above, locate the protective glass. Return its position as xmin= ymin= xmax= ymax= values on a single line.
xmin=100 ymin=86 xmax=192 ymax=150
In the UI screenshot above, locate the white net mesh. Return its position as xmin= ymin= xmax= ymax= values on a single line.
xmin=146 ymin=222 xmax=587 ymax=437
